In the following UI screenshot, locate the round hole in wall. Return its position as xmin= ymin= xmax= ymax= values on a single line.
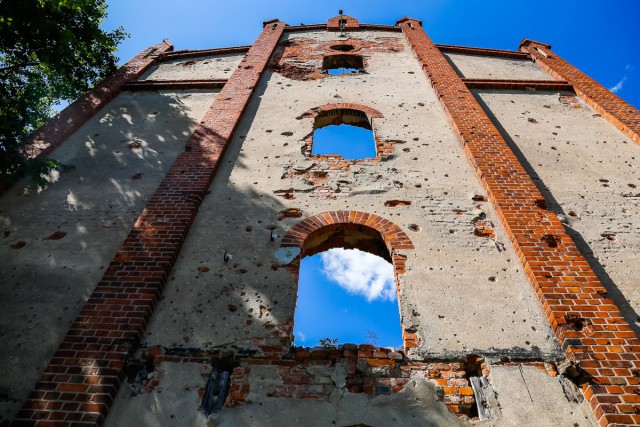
xmin=330 ymin=44 xmax=355 ymax=52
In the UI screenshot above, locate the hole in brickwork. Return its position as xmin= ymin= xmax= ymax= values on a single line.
xmin=312 ymin=109 xmax=376 ymax=159
xmin=294 ymin=225 xmax=402 ymax=349
xmin=330 ymin=44 xmax=355 ymax=52
xmin=323 ymin=54 xmax=364 ymax=75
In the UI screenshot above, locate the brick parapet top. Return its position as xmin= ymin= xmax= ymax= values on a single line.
xmin=522 ymin=41 xmax=640 ymax=145
xmin=519 ymin=38 xmax=552 ymax=50
xmin=395 ymin=17 xmax=423 ymax=26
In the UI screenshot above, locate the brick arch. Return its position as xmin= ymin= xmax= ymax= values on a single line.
xmin=281 ymin=210 xmax=413 ymax=274
xmin=307 ymin=103 xmax=384 ymax=119
xmin=280 ymin=211 xmax=416 ymax=348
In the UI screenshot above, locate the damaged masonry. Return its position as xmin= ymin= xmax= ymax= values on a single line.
xmin=2 ymin=13 xmax=640 ymax=427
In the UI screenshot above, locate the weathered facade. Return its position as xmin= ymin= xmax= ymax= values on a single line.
xmin=1 ymin=15 xmax=640 ymax=427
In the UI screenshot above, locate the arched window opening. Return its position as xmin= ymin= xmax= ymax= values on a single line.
xmin=323 ymin=54 xmax=364 ymax=75
xmin=293 ymin=224 xmax=403 ymax=348
xmin=312 ymin=108 xmax=376 ymax=159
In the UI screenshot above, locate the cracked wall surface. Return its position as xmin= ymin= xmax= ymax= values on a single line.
xmin=0 ymin=90 xmax=216 ymax=422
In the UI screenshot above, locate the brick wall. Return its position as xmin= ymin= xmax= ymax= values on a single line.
xmin=12 ymin=21 xmax=286 ymax=427
xmin=399 ymin=17 xmax=640 ymax=427
xmin=520 ymin=40 xmax=640 ymax=145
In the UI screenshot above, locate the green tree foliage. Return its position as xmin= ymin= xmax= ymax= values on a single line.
xmin=0 ymin=0 xmax=126 ymax=186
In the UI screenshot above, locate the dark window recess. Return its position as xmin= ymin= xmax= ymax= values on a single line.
xmin=339 ymin=19 xmax=348 ymax=27
xmin=323 ymin=54 xmax=364 ymax=75
xmin=312 ymin=109 xmax=376 ymax=159
xmin=202 ymin=370 xmax=230 ymax=416
xmin=126 ymin=359 xmax=155 ymax=396
xmin=330 ymin=44 xmax=355 ymax=52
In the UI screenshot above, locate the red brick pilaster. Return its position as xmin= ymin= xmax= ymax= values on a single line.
xmin=0 ymin=40 xmax=174 ymax=197
xmin=399 ymin=17 xmax=640 ymax=427
xmin=520 ymin=39 xmax=640 ymax=145
xmin=13 ymin=21 xmax=286 ymax=426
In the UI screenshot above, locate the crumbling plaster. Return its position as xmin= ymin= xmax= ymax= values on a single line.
xmin=144 ymin=30 xmax=559 ymax=357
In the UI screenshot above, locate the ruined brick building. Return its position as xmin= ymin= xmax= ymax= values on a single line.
xmin=1 ymin=14 xmax=640 ymax=427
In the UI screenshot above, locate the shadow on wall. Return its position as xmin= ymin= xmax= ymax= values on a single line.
xmin=473 ymin=92 xmax=640 ymax=337
xmin=141 ymin=78 xmax=298 ymax=352
xmin=0 ymin=89 xmax=213 ymax=423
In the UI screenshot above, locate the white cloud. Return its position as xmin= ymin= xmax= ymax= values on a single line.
xmin=296 ymin=331 xmax=307 ymax=343
xmin=610 ymin=76 xmax=627 ymax=93
xmin=610 ymin=65 xmax=633 ymax=93
xmin=320 ymin=248 xmax=396 ymax=302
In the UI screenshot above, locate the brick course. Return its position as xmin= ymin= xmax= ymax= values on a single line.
xmin=520 ymin=40 xmax=640 ymax=145
xmin=398 ymin=17 xmax=640 ymax=427
xmin=12 ymin=21 xmax=286 ymax=426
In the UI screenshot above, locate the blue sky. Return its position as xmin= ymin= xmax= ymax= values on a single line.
xmin=103 ymin=0 xmax=640 ymax=108
xmin=312 ymin=125 xmax=377 ymax=159
xmin=100 ymin=1 xmax=639 ymax=348
xmin=294 ymin=249 xmax=403 ymax=348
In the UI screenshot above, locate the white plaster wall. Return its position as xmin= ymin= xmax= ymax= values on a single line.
xmin=0 ymin=90 xmax=216 ymax=422
xmin=145 ymin=30 xmax=558 ymax=357
xmin=475 ymin=90 xmax=640 ymax=329
xmin=444 ymin=53 xmax=554 ymax=80
xmin=140 ymin=53 xmax=245 ymax=81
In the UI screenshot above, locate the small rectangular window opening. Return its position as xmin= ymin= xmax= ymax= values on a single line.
xmin=322 ymin=54 xmax=365 ymax=76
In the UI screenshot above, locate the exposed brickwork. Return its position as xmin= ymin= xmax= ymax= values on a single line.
xmin=327 ymin=14 xmax=359 ymax=31
xmin=0 ymin=40 xmax=173 ymax=197
xmin=13 ymin=21 xmax=286 ymax=426
xmin=268 ymin=36 xmax=404 ymax=81
xmin=280 ymin=211 xmax=415 ymax=348
xmin=281 ymin=210 xmax=413 ymax=254
xmin=462 ymin=78 xmax=572 ymax=91
xmin=437 ymin=44 xmax=530 ymax=60
xmin=228 ymin=345 xmax=476 ymax=416
xmin=308 ymin=103 xmax=384 ymax=119
xmin=399 ymin=18 xmax=640 ymax=427
xmin=277 ymin=103 xmax=394 ymax=199
xmin=520 ymin=40 xmax=640 ymax=145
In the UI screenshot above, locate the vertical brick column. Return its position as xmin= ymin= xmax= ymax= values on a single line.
xmin=0 ymin=40 xmax=173 ymax=197
xmin=520 ymin=39 xmax=640 ymax=145
xmin=398 ymin=17 xmax=640 ymax=427
xmin=13 ymin=21 xmax=286 ymax=426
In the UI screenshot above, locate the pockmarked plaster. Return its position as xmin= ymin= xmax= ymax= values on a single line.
xmin=144 ymin=30 xmax=558 ymax=357
xmin=140 ymin=53 xmax=246 ymax=81
xmin=474 ymin=90 xmax=640 ymax=332
xmin=0 ymin=90 xmax=217 ymax=422
xmin=444 ymin=53 xmax=554 ymax=81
